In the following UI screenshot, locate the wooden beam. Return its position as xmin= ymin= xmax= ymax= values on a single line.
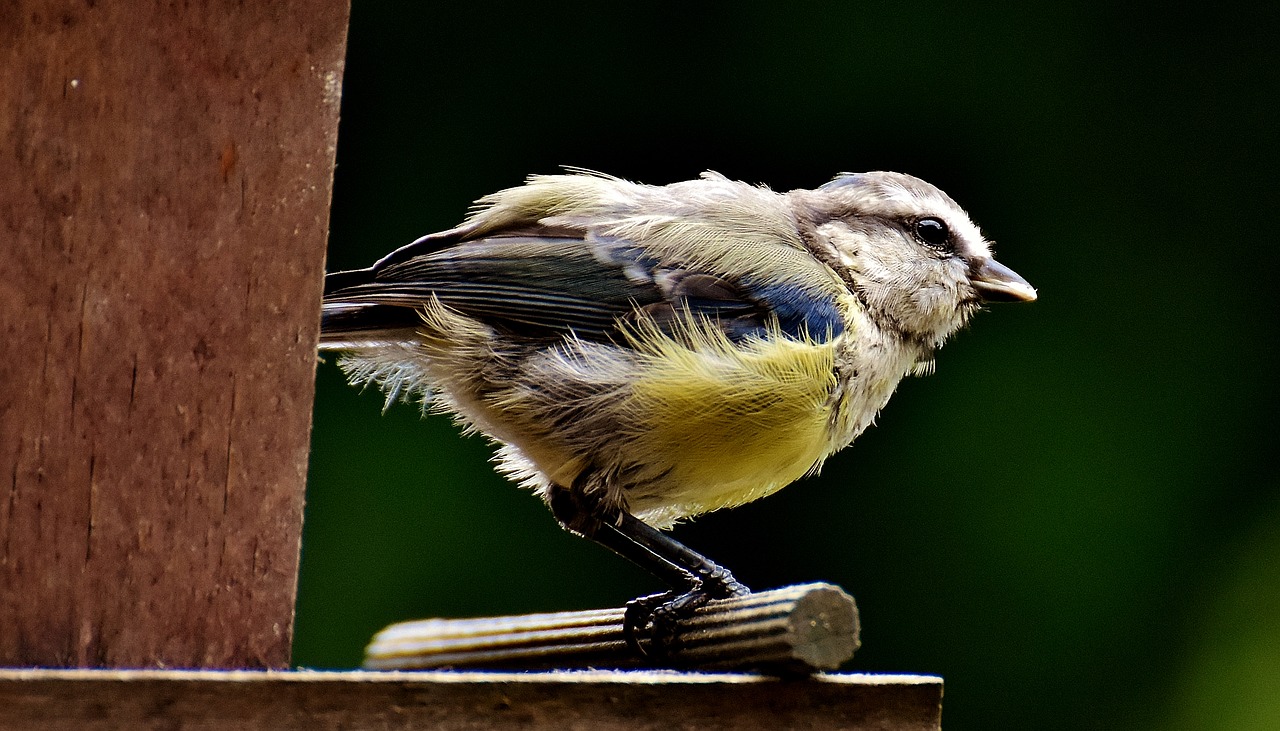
xmin=0 ymin=0 xmax=349 ymax=668
xmin=0 ymin=669 xmax=943 ymax=730
xmin=365 ymin=583 xmax=861 ymax=673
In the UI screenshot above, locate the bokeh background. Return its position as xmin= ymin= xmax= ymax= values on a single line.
xmin=295 ymin=3 xmax=1279 ymax=729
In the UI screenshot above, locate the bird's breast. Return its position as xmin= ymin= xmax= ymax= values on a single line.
xmin=615 ymin=327 xmax=846 ymax=525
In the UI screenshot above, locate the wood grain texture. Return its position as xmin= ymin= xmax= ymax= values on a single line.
xmin=0 ymin=0 xmax=349 ymax=668
xmin=0 ymin=669 xmax=944 ymax=731
xmin=365 ymin=583 xmax=861 ymax=673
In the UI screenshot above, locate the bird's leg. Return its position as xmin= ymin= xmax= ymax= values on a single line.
xmin=614 ymin=510 xmax=751 ymax=660
xmin=613 ymin=510 xmax=750 ymax=598
xmin=548 ymin=484 xmax=750 ymax=661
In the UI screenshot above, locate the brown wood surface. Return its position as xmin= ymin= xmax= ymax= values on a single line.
xmin=0 ymin=0 xmax=348 ymax=668
xmin=0 ymin=669 xmax=944 ymax=731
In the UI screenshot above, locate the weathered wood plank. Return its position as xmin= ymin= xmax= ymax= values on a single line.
xmin=0 ymin=669 xmax=943 ymax=731
xmin=0 ymin=0 xmax=349 ymax=668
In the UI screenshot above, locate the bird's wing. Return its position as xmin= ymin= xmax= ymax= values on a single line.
xmin=322 ymin=223 xmax=848 ymax=348
xmin=322 ymin=171 xmax=853 ymax=348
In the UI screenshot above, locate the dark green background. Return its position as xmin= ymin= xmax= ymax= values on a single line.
xmin=296 ymin=3 xmax=1279 ymax=729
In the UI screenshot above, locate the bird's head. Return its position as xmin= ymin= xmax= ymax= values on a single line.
xmin=791 ymin=171 xmax=1036 ymax=351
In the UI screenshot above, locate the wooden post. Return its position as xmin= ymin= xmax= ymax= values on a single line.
xmin=0 ymin=0 xmax=349 ymax=668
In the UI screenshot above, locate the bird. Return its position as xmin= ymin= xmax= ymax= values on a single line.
xmin=318 ymin=169 xmax=1036 ymax=656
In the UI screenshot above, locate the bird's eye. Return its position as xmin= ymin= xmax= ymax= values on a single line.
xmin=914 ymin=217 xmax=951 ymax=249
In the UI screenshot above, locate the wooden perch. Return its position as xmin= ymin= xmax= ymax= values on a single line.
xmin=365 ymin=583 xmax=859 ymax=673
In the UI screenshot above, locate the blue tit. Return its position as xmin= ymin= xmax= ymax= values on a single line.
xmin=319 ymin=169 xmax=1035 ymax=643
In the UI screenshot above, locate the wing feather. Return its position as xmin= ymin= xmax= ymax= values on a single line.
xmin=321 ymin=174 xmax=850 ymax=348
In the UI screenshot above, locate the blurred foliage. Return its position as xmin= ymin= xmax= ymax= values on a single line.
xmin=295 ymin=2 xmax=1279 ymax=729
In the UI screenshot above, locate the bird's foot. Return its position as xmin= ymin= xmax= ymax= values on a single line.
xmin=622 ymin=590 xmax=698 ymax=662
xmin=623 ymin=574 xmax=751 ymax=663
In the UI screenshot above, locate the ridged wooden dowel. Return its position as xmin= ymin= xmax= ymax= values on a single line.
xmin=365 ymin=583 xmax=859 ymax=673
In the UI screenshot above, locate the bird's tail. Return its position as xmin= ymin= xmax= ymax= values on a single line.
xmin=319 ymin=267 xmax=424 ymax=351
xmin=318 ymin=304 xmax=424 ymax=351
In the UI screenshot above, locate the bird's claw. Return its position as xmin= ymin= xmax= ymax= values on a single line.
xmin=623 ymin=577 xmax=751 ymax=663
xmin=623 ymin=590 xmax=698 ymax=662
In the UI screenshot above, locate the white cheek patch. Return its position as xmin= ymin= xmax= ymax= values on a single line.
xmin=814 ymin=222 xmax=859 ymax=268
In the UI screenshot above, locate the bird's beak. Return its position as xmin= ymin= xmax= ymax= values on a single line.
xmin=970 ymin=258 xmax=1037 ymax=302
